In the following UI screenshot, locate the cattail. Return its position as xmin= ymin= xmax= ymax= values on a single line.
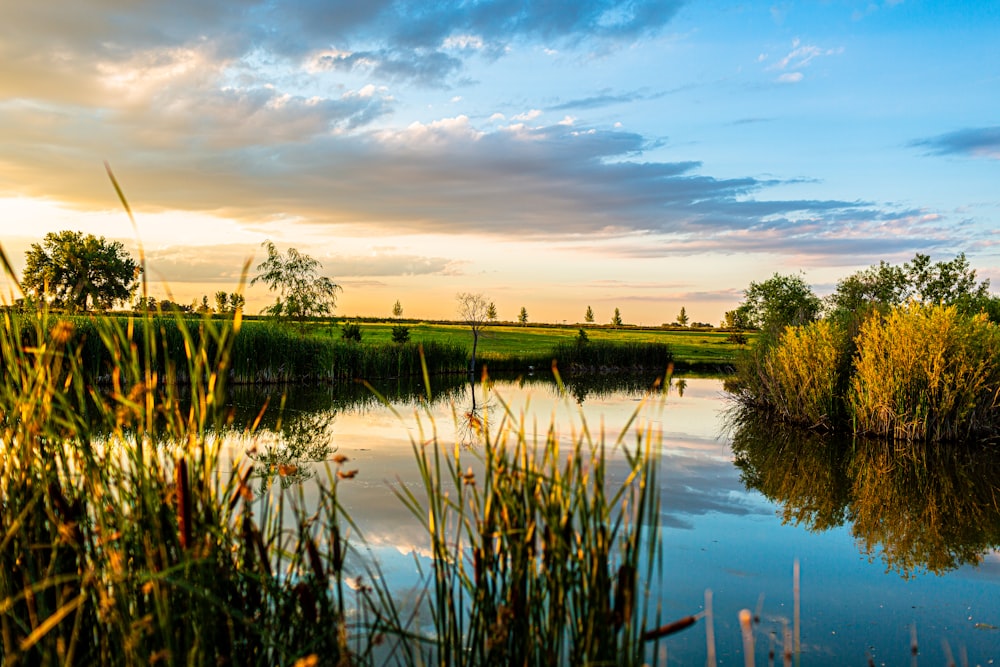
xmin=613 ymin=563 xmax=635 ymax=631
xmin=175 ymin=457 xmax=191 ymax=551
xmin=740 ymin=608 xmax=755 ymax=667
xmin=305 ymin=535 xmax=325 ymax=581
xmin=331 ymin=525 xmax=343 ymax=573
xmin=640 ymin=615 xmax=698 ymax=641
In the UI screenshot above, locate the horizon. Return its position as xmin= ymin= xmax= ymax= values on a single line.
xmin=1 ymin=1 xmax=997 ymax=326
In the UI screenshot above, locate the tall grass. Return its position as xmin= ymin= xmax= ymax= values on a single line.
xmin=392 ymin=373 xmax=665 ymax=665
xmin=731 ymin=320 xmax=848 ymax=428
xmin=0 ymin=294 xmax=402 ymax=665
xmin=732 ymin=302 xmax=1000 ymax=442
xmin=481 ymin=340 xmax=674 ymax=376
xmin=848 ymin=303 xmax=1000 ymax=441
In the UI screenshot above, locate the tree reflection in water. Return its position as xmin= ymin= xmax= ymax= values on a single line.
xmin=729 ymin=410 xmax=1000 ymax=576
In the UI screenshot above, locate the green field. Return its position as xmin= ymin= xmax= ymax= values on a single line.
xmin=313 ymin=321 xmax=748 ymax=368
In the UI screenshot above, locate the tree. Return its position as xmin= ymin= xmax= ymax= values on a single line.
xmin=22 ymin=230 xmax=139 ymax=311
xmin=611 ymin=308 xmax=623 ymax=327
xmin=518 ymin=306 xmax=528 ymax=325
xmin=228 ymin=293 xmax=246 ymax=314
xmin=341 ymin=321 xmax=362 ymax=342
xmin=676 ymin=306 xmax=689 ymax=327
xmin=392 ymin=300 xmax=403 ymax=318
xmin=825 ymin=253 xmax=994 ymax=325
xmin=487 ymin=301 xmax=498 ymax=322
xmin=457 ymin=293 xmax=491 ymax=375
xmin=251 ymin=241 xmax=341 ymax=324
xmin=735 ymin=273 xmax=820 ymax=332
xmin=215 ymin=291 xmax=229 ymax=313
xmin=584 ymin=305 xmax=594 ymax=323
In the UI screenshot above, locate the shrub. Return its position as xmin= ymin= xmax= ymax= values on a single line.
xmin=391 ymin=323 xmax=411 ymax=344
xmin=849 ymin=303 xmax=1000 ymax=441
xmin=341 ymin=321 xmax=362 ymax=342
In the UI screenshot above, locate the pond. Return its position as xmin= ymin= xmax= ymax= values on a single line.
xmin=222 ymin=374 xmax=1000 ymax=666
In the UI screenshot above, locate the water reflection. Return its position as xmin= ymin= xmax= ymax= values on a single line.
xmin=729 ymin=411 xmax=1000 ymax=576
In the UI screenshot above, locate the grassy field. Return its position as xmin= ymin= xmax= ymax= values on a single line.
xmin=315 ymin=321 xmax=748 ymax=368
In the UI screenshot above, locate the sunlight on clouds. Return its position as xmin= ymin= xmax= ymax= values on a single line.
xmin=442 ymin=34 xmax=484 ymax=50
xmin=512 ymin=109 xmax=543 ymax=122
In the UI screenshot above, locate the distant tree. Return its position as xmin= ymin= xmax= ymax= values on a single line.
xmin=341 ymin=321 xmax=362 ymax=342
xmin=228 ymin=293 xmax=246 ymax=314
xmin=215 ymin=291 xmax=229 ymax=314
xmin=735 ymin=273 xmax=820 ymax=333
xmin=585 ymin=305 xmax=594 ymax=323
xmin=576 ymin=328 xmax=589 ymax=344
xmin=676 ymin=306 xmax=689 ymax=327
xmin=22 ymin=230 xmax=140 ymax=311
xmin=722 ymin=309 xmax=752 ymax=330
xmin=132 ymin=296 xmax=157 ymax=313
xmin=487 ymin=301 xmax=498 ymax=322
xmin=518 ymin=306 xmax=528 ymax=325
xmin=457 ymin=292 xmax=492 ymax=375
xmin=391 ymin=324 xmax=411 ymax=344
xmin=611 ymin=308 xmax=623 ymax=327
xmin=392 ymin=299 xmax=403 ymax=318
xmin=159 ymin=299 xmax=191 ymax=313
xmin=251 ymin=240 xmax=341 ymax=325
xmin=195 ymin=295 xmax=211 ymax=314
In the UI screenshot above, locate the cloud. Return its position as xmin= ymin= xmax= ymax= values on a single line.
xmin=910 ymin=126 xmax=1000 ymax=159
xmin=777 ymin=72 xmax=804 ymax=84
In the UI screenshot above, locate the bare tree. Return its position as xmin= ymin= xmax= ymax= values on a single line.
xmin=456 ymin=292 xmax=492 ymax=376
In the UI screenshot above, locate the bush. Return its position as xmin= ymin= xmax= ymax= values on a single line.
xmin=391 ymin=324 xmax=411 ymax=344
xmin=341 ymin=321 xmax=362 ymax=342
xmin=849 ymin=303 xmax=1000 ymax=441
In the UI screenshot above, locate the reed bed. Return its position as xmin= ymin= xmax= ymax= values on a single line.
xmin=391 ymin=372 xmax=665 ymax=666
xmin=848 ymin=304 xmax=1000 ymax=441
xmin=480 ymin=340 xmax=674 ymax=376
xmin=732 ymin=302 xmax=1000 ymax=442
xmin=13 ymin=315 xmax=471 ymax=384
xmin=0 ymin=303 xmax=403 ymax=666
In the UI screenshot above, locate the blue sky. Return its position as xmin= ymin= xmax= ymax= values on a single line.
xmin=0 ymin=0 xmax=997 ymax=324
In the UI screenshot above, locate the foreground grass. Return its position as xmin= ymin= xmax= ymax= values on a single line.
xmin=0 ymin=303 xmax=669 ymax=666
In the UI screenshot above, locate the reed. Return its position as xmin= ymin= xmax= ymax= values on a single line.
xmin=849 ymin=303 xmax=1000 ymax=441
xmin=391 ymin=370 xmax=664 ymax=665
xmin=0 ymin=293 xmax=401 ymax=665
xmin=733 ymin=302 xmax=1000 ymax=442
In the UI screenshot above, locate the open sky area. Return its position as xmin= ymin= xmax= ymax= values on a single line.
xmin=1 ymin=1 xmax=998 ymax=325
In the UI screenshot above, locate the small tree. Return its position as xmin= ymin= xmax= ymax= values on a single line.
xmin=518 ymin=306 xmax=528 ymax=325
xmin=676 ymin=306 xmax=689 ymax=327
xmin=22 ymin=230 xmax=140 ymax=311
xmin=391 ymin=324 xmax=411 ymax=343
xmin=611 ymin=308 xmax=623 ymax=327
xmin=252 ymin=240 xmax=341 ymax=325
xmin=457 ymin=293 xmax=492 ymax=375
xmin=585 ymin=305 xmax=594 ymax=323
xmin=341 ymin=321 xmax=362 ymax=342
xmin=215 ymin=291 xmax=229 ymax=313
xmin=487 ymin=301 xmax=498 ymax=322
xmin=392 ymin=300 xmax=403 ymax=318
xmin=229 ymin=293 xmax=246 ymax=314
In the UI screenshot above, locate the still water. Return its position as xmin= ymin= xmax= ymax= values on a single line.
xmin=224 ymin=374 xmax=1000 ymax=666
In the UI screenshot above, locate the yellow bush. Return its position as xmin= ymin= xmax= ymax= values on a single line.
xmin=849 ymin=303 xmax=1000 ymax=441
xmin=757 ymin=320 xmax=846 ymax=428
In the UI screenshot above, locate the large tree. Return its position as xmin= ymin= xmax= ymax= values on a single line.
xmin=251 ymin=241 xmax=340 ymax=324
xmin=825 ymin=253 xmax=994 ymax=324
xmin=735 ymin=272 xmax=821 ymax=332
xmin=22 ymin=231 xmax=139 ymax=311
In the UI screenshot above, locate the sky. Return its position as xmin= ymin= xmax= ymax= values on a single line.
xmin=1 ymin=1 xmax=998 ymax=326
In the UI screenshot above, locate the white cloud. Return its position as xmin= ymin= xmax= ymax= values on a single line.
xmin=777 ymin=72 xmax=804 ymax=83
xmin=768 ymin=38 xmax=843 ymax=71
xmin=442 ymin=34 xmax=485 ymax=50
xmin=512 ymin=109 xmax=543 ymax=121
